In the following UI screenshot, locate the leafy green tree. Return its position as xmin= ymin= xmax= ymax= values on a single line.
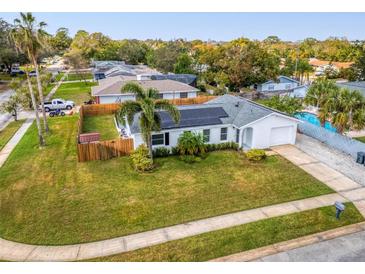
xmin=49 ymin=27 xmax=72 ymax=54
xmin=174 ymin=53 xmax=194 ymax=74
xmin=12 ymin=12 xmax=49 ymax=133
xmin=116 ymin=82 xmax=180 ymax=159
xmin=0 ymin=94 xmax=22 ymax=121
xmin=260 ymin=95 xmax=303 ymax=115
xmin=117 ymin=40 xmax=149 ymax=64
xmin=147 ymin=42 xmax=185 ymax=73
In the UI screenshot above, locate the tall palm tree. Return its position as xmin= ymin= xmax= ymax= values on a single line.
xmin=13 ymin=12 xmax=49 ymax=133
xmin=116 ymin=82 xmax=180 ymax=158
xmin=304 ymin=78 xmax=339 ymax=126
xmin=332 ymin=88 xmax=365 ymax=133
xmin=10 ymin=22 xmax=46 ymax=146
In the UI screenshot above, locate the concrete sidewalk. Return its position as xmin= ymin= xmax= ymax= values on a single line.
xmin=0 ymin=118 xmax=34 ymax=168
xmin=0 ymin=193 xmax=346 ymax=261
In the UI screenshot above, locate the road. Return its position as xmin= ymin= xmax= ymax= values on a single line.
xmin=258 ymin=230 xmax=365 ymax=262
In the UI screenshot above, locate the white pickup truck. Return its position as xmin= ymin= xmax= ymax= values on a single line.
xmin=41 ymin=99 xmax=75 ymax=112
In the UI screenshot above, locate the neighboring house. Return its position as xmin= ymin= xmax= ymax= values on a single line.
xmin=289 ymin=84 xmax=310 ymax=98
xmin=91 ymin=76 xmax=199 ymax=104
xmin=121 ymin=95 xmax=299 ymax=150
xmin=252 ymin=76 xmax=300 ymax=93
xmin=336 ymin=81 xmax=365 ymax=98
xmin=309 ymin=58 xmax=353 ymax=76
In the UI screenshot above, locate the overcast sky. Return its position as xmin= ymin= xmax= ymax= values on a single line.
xmin=1 ymin=12 xmax=365 ymax=41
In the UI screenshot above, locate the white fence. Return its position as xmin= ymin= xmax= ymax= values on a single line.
xmin=298 ymin=121 xmax=365 ymax=159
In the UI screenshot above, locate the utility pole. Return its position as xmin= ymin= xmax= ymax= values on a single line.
xmin=294 ymin=47 xmax=299 ymax=83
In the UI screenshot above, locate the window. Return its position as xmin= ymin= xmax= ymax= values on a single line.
xmin=180 ymin=92 xmax=188 ymax=98
xmin=164 ymin=132 xmax=170 ymax=146
xmin=203 ymin=129 xmax=210 ymax=142
xmin=235 ymin=128 xmax=240 ymax=143
xmin=152 ymin=134 xmax=164 ymax=146
xmin=157 ymin=93 xmax=164 ymax=99
xmin=220 ymin=127 xmax=228 ymax=141
xmin=268 ymin=85 xmax=275 ymax=91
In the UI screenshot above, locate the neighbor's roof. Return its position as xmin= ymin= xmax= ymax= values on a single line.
xmin=92 ymin=78 xmax=199 ymax=96
xmin=129 ymin=95 xmax=297 ymax=134
xmin=309 ymin=58 xmax=353 ymax=69
xmin=336 ymin=81 xmax=365 ymax=97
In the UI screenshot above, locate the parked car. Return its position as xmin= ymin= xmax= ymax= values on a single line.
xmin=41 ymin=99 xmax=75 ymax=112
xmin=29 ymin=70 xmax=37 ymax=77
xmin=49 ymin=109 xmax=66 ymax=117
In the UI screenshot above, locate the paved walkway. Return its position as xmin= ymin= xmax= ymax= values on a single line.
xmin=0 ymin=118 xmax=34 ymax=168
xmin=211 ymin=222 xmax=365 ymax=262
xmin=0 ymin=193 xmax=347 ymax=261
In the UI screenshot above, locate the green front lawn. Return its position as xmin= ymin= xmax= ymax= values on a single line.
xmin=52 ymin=82 xmax=97 ymax=105
xmin=0 ymin=120 xmax=25 ymax=151
xmin=89 ymin=203 xmax=363 ymax=261
xmin=82 ymin=115 xmax=119 ymax=140
xmin=66 ymin=73 xmax=93 ymax=81
xmin=0 ymin=116 xmax=333 ymax=245
xmin=355 ymin=136 xmax=365 ymax=143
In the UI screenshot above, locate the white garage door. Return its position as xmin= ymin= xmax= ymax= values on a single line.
xmin=270 ymin=126 xmax=293 ymax=146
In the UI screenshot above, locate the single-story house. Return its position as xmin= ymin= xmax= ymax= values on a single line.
xmin=289 ymin=84 xmax=310 ymax=98
xmin=336 ymin=81 xmax=365 ymax=98
xmin=309 ymin=58 xmax=353 ymax=76
xmin=121 ymin=95 xmax=299 ymax=150
xmin=91 ymin=76 xmax=199 ymax=104
xmin=252 ymin=76 xmax=300 ymax=93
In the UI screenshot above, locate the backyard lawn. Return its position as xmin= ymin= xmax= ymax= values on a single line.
xmin=82 ymin=115 xmax=119 ymax=140
xmin=0 ymin=120 xmax=25 ymax=151
xmin=88 ymin=203 xmax=364 ymax=261
xmin=65 ymin=73 xmax=93 ymax=81
xmin=0 ymin=116 xmax=333 ymax=245
xmin=52 ymin=82 xmax=97 ymax=105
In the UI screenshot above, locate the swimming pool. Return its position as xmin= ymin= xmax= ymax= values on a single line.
xmin=294 ymin=112 xmax=337 ymax=132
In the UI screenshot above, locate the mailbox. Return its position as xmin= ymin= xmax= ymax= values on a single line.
xmin=335 ymin=201 xmax=345 ymax=219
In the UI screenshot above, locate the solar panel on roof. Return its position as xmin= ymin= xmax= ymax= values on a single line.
xmin=159 ymin=107 xmax=228 ymax=130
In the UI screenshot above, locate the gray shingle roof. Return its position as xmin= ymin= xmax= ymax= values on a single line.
xmin=336 ymin=81 xmax=365 ymax=97
xmin=129 ymin=95 xmax=282 ymax=134
xmin=92 ymin=78 xmax=198 ymax=96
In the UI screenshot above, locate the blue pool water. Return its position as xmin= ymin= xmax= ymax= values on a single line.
xmin=294 ymin=112 xmax=337 ymax=133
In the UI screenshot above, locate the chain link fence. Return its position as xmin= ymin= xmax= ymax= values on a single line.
xmin=298 ymin=121 xmax=365 ymax=159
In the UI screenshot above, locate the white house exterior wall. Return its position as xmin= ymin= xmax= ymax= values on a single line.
xmin=260 ymin=82 xmax=299 ymax=92
xmin=244 ymin=114 xmax=297 ymax=149
xmin=131 ymin=124 xmax=236 ymax=149
xmin=98 ymin=91 xmax=197 ymax=104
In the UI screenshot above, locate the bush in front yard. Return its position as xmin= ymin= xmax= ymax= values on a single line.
xmin=130 ymin=145 xmax=154 ymax=171
xmin=245 ymin=149 xmax=266 ymax=161
xmin=153 ymin=147 xmax=171 ymax=158
xmin=206 ymin=142 xmax=239 ymax=152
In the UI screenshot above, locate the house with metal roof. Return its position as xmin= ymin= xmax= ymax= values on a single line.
xmin=91 ymin=76 xmax=199 ymax=103
xmin=336 ymin=81 xmax=365 ymax=98
xmin=252 ymin=75 xmax=300 ymax=93
xmin=122 ymin=95 xmax=299 ymax=150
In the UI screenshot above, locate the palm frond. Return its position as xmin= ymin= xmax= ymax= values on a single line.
xmin=117 ymin=101 xmax=142 ymax=126
xmin=155 ymin=100 xmax=181 ymax=124
xmin=121 ymin=82 xmax=145 ymax=99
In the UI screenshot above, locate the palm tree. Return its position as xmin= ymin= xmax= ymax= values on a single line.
xmin=332 ymin=88 xmax=365 ymax=133
xmin=304 ymin=78 xmax=339 ymax=126
xmin=13 ymin=12 xmax=49 ymax=133
xmin=10 ymin=23 xmax=46 ymax=146
xmin=116 ymin=82 xmax=180 ymax=158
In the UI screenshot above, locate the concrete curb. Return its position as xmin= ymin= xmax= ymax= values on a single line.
xmin=210 ymin=221 xmax=365 ymax=262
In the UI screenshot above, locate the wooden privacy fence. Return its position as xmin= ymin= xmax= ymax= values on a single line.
xmin=77 ymin=138 xmax=134 ymax=162
xmin=76 ymin=95 xmax=217 ymax=162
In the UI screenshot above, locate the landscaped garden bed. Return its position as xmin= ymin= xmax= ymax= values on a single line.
xmin=0 ymin=116 xmax=334 ymax=245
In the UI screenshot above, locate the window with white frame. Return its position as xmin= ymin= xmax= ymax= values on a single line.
xmin=268 ymin=85 xmax=275 ymax=91
xmin=151 ymin=133 xmax=164 ymax=146
xmin=180 ymin=92 xmax=188 ymax=98
xmin=220 ymin=127 xmax=228 ymax=141
xmin=235 ymin=128 xmax=240 ymax=143
xmin=157 ymin=93 xmax=164 ymax=99
xmin=203 ymin=129 xmax=210 ymax=142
